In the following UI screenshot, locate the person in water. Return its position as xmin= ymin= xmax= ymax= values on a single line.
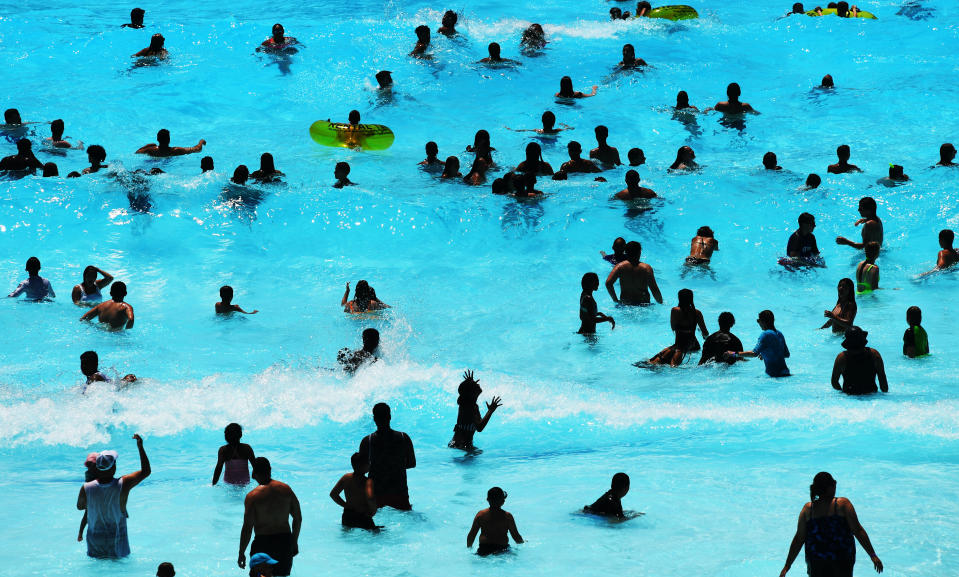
xmin=8 ymin=256 xmax=55 ymax=301
xmin=329 ymin=453 xmax=378 ymax=530
xmin=375 ymin=70 xmax=392 ymax=90
xmin=133 ymin=33 xmax=168 ymax=58
xmin=648 ymin=288 xmax=709 ymax=366
xmin=201 ymin=156 xmax=214 ymax=172
xmin=786 ymin=3 xmax=806 ymax=15
xmin=763 ymin=152 xmax=783 ymax=171
xmin=232 ymin=165 xmax=250 ymax=185
xmin=437 ymin=10 xmax=458 ymax=36
xmin=410 ymin=25 xmax=431 ymax=57
xmin=616 ymin=169 xmax=656 ymax=200
xmin=584 ymin=472 xmax=630 ymax=518
xmin=669 ymin=146 xmax=698 ymax=171
xmin=77 ymin=434 xmax=151 ymax=558
xmin=358 ymin=403 xmax=416 ymax=510
xmin=440 ymin=156 xmax=462 ymax=179
xmin=699 ymin=312 xmax=745 ymax=365
xmin=685 ymin=226 xmax=718 ymax=265
xmin=674 ymin=90 xmax=698 ymax=111
xmin=601 ymin=237 xmax=627 ymax=265
xmin=43 ymin=162 xmax=58 ymax=176
xmin=515 ymin=142 xmax=553 ymax=176
xmin=467 ymin=487 xmax=524 ymax=556
xmin=936 ymin=142 xmax=956 ymax=166
xmin=733 ymin=309 xmax=790 ymax=377
xmin=81 ymin=144 xmax=108 ymax=174
xmin=590 ymin=125 xmax=622 ymax=167
xmin=821 ymin=278 xmax=857 ymax=333
xmin=560 ymin=141 xmax=601 ymax=174
xmin=0 ymin=138 xmax=44 ymax=173
xmin=605 ymin=241 xmax=663 ymax=306
xmin=578 ymin=272 xmax=615 ymax=334
xmin=250 ymin=153 xmax=284 ymax=183
xmin=819 ymin=74 xmax=835 ymax=88
xmin=136 ymin=129 xmax=205 ymax=157
xmin=72 ymin=266 xmax=114 ymax=306
xmin=931 ymin=229 xmax=959 ymax=270
xmin=627 ymin=148 xmax=646 ymax=167
xmin=46 ymin=119 xmax=83 ymax=149
xmin=634 ymin=1 xmax=652 ymax=16
xmin=520 ymin=23 xmax=547 ymax=51
xmin=618 ymin=44 xmax=647 ymax=69
xmin=122 ymin=8 xmax=145 ymax=28
xmin=337 ymin=328 xmax=379 ymax=373
xmin=513 ymin=172 xmax=543 ymax=197
xmin=609 ymin=7 xmax=631 ymax=19
xmin=506 ymin=110 xmax=573 ymax=136
xmin=157 ymin=562 xmax=175 ymax=577
xmin=258 ymin=24 xmax=299 ymax=53
xmin=216 ymin=285 xmax=259 ymax=314
xmin=80 ymin=350 xmax=136 ymax=386
xmin=827 ymin=144 xmax=862 ymax=174
xmin=332 ymin=162 xmax=356 ymax=188
xmin=418 ymin=141 xmax=445 ymax=170
xmin=212 ymin=423 xmax=256 ymax=485
xmin=466 ymin=129 xmax=494 ymax=163
xmin=342 ymin=280 xmax=388 ymax=313
xmin=779 ymin=472 xmax=883 ymax=577
xmin=478 ymin=42 xmax=519 ymax=65
xmin=804 ymin=173 xmax=821 ymax=189
xmin=556 ymin=76 xmax=597 ymax=99
xmin=80 ymin=281 xmax=134 ymax=329
xmin=831 ymin=327 xmax=888 ymax=395
xmin=787 ymin=212 xmax=820 ymax=263
xmin=855 ymin=242 xmax=880 ymax=293
xmin=836 ymin=196 xmax=883 ymax=250
xmin=449 ymin=370 xmax=502 ymax=451
xmin=877 ymin=164 xmax=908 ymax=186
xmin=706 ymin=82 xmax=757 ymax=114
xmin=238 ymin=457 xmax=302 ymax=577
xmin=902 ymin=306 xmax=928 ymax=358
xmin=463 ymin=158 xmax=490 ymax=185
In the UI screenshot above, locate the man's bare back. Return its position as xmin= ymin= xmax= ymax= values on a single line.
xmin=606 ymin=260 xmax=662 ymax=305
xmin=331 ymin=473 xmax=375 ymax=515
xmin=83 ymin=300 xmax=134 ymax=329
xmin=247 ymin=480 xmax=298 ymax=534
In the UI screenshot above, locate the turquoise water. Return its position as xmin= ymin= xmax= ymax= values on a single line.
xmin=3 ymin=0 xmax=959 ymax=575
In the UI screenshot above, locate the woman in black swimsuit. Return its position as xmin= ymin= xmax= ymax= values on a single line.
xmin=648 ymin=288 xmax=709 ymax=366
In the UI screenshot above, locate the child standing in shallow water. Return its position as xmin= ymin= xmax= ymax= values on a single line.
xmin=329 ymin=453 xmax=378 ymax=530
xmin=212 ymin=423 xmax=255 ymax=485
xmin=467 ymin=487 xmax=524 ymax=556
xmin=903 ymin=306 xmax=929 ymax=358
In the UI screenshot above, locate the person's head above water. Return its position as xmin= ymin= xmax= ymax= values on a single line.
xmin=627 ymin=148 xmax=645 ymax=166
xmin=611 ymin=237 xmax=626 ymax=256
xmin=524 ymin=142 xmax=542 ymax=164
xmin=219 ymin=285 xmax=234 ymax=304
xmin=624 ymin=169 xmax=640 ymax=187
xmin=271 ymin=23 xmax=285 ymax=42
xmin=836 ymin=1 xmax=850 ymax=17
xmin=43 ymin=162 xmax=58 ymax=177
xmin=581 ymin=271 xmax=600 ymax=292
xmin=792 ymin=2 xmax=805 ymax=13
xmin=372 ymin=402 xmax=391 ymax=428
xmin=888 ymin=164 xmax=905 ymax=179
xmin=3 ymin=108 xmax=21 ymax=124
xmin=566 ymin=140 xmax=583 ymax=159
xmin=864 ymin=240 xmax=880 ymax=260
xmin=375 ymin=70 xmax=393 ymax=88
xmin=610 ymin=7 xmax=623 ymax=19
xmin=232 ymin=165 xmax=249 ymax=185
xmin=726 ymin=82 xmax=742 ymax=101
xmin=611 ymin=472 xmax=630 ymax=498
xmin=836 ymin=144 xmax=852 ymax=161
xmin=677 ymin=288 xmax=694 ymax=309
xmin=50 ymin=118 xmax=65 ymax=139
xmin=130 ymin=8 xmax=145 ymax=26
xmin=487 ymin=486 xmax=507 ymax=508
xmin=676 ymin=90 xmax=690 ymax=108
xmin=636 ymin=1 xmax=652 ymax=16
xmin=762 ymin=151 xmax=780 ymax=170
xmin=805 ymin=173 xmax=821 ymax=188
xmin=16 ymin=138 xmax=33 ymax=155
xmin=697 ymin=226 xmax=714 ymax=238
xmin=441 ymin=10 xmax=457 ymax=29
xmin=149 ymin=33 xmax=165 ymax=50
xmin=758 ymin=309 xmax=776 ymax=329
xmin=348 ymin=110 xmax=361 ymax=126
xmin=622 ymin=44 xmax=635 ymax=62
xmin=201 ymin=156 xmax=214 ymax=172
xmin=156 ymin=562 xmax=175 ymax=577
xmin=820 ymin=74 xmax=834 ymax=88
xmin=259 ymin=153 xmax=276 ymax=173
xmin=25 ymin=256 xmax=41 ymax=276
xmin=858 ymin=196 xmax=877 ymax=216
xmin=472 ymin=129 xmax=491 ymax=149
xmin=424 ymin=141 xmax=439 ymax=158
xmin=155 ymin=129 xmax=171 ymax=147
xmin=110 ymin=281 xmax=127 ymax=301
xmin=251 ymin=456 xmax=271 ymax=483
xmin=442 ymin=156 xmax=460 ymax=176
xmin=594 ymin=125 xmax=609 ymax=144
xmin=940 ymin=143 xmax=956 ymax=164
xmin=718 ymin=311 xmax=735 ymax=331
xmin=624 ymin=240 xmax=642 ymax=263
xmin=225 ymin=422 xmax=242 ymax=444
xmin=558 ymin=76 xmax=575 ymax=96
xmin=362 ymin=328 xmax=379 ymax=352
xmin=487 ymin=42 xmax=501 ymax=59
xmin=837 ymin=277 xmax=855 ymax=299
xmin=841 ymin=326 xmax=868 ymax=350
xmin=80 ymin=350 xmax=99 ymax=376
xmin=906 ymin=305 xmax=922 ymax=326
xmin=334 ymin=161 xmax=350 ymax=180
xmin=87 ymin=144 xmax=106 ymax=164
xmin=675 ymin=145 xmax=695 ymax=164
xmin=798 ymin=211 xmax=816 ymax=233
xmin=415 ymin=25 xmax=430 ymax=43
xmin=541 ymin=110 xmax=556 ymax=130
xmin=939 ymin=228 xmax=955 ymax=249
xmin=810 ymin=471 xmax=837 ymax=502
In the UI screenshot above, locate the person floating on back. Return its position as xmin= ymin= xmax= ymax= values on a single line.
xmin=213 ymin=422 xmax=256 ymax=485
xmin=8 ymin=256 xmax=55 ymax=301
xmin=584 ymin=472 xmax=630 ymax=519
xmin=136 ymin=129 xmax=205 ymax=157
xmin=216 ymin=285 xmax=259 ymax=314
xmin=329 ymin=453 xmax=379 ymax=530
xmin=467 ymin=487 xmax=524 ymax=556
xmin=449 ymin=370 xmax=502 ymax=451
xmin=337 ymin=328 xmax=379 ymax=373
xmin=732 ymin=309 xmax=790 ymax=377
xmin=902 ymin=306 xmax=929 ymax=358
xmin=81 ymin=281 xmax=134 ymax=329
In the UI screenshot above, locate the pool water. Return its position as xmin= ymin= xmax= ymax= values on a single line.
xmin=2 ymin=0 xmax=959 ymax=575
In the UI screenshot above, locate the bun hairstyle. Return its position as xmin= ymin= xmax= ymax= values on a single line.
xmin=810 ymin=472 xmax=836 ymax=502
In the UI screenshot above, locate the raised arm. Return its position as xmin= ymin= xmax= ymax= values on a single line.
xmin=466 ymin=514 xmax=481 ymax=547
xmin=168 ymin=140 xmax=206 ymax=156
xmin=121 ymin=434 xmax=151 ymax=492
xmin=475 ymin=396 xmax=502 ymax=433
xmin=341 ymin=282 xmax=351 ymax=306
xmin=780 ymin=506 xmax=809 ymax=577
xmin=95 ymin=268 xmax=114 ymax=289
xmin=841 ymin=499 xmax=882 ymax=573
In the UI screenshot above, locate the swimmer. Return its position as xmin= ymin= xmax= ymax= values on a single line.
xmin=668 ymin=146 xmax=698 ymax=171
xmin=605 ymin=241 xmax=663 ymax=305
xmin=122 ymin=8 xmax=145 ymax=28
xmin=43 ymin=162 xmax=58 ymax=177
xmin=827 ymin=144 xmax=862 ymax=174
xmin=466 ymin=130 xmax=494 ymax=165
xmin=787 ymin=212 xmax=821 ymax=262
xmin=410 ymin=25 xmax=431 ymax=57
xmin=467 ymin=487 xmax=523 ymax=556
xmin=648 ymin=288 xmax=709 ymax=367
xmin=763 ymin=152 xmax=783 ymax=171
xmin=80 ymin=281 xmax=134 ymax=329
xmin=601 ymin=237 xmax=627 ymax=265
xmin=505 ymin=110 xmax=573 ymax=136
xmin=216 ymin=285 xmax=258 ymax=315
xmin=135 ymin=129 xmax=206 ymax=157
xmin=133 ymin=33 xmax=168 ymax=58
xmin=81 ymin=145 xmax=108 ymax=174
xmin=674 ymin=90 xmax=698 ymax=111
xmin=877 ymin=164 xmax=909 ymax=186
xmin=375 ymin=70 xmax=392 ymax=90
xmin=785 ymin=2 xmax=806 ymax=15
xmin=337 ymin=328 xmax=379 ymax=373
xmin=437 ymin=10 xmax=458 ymax=36
xmin=440 ymin=156 xmax=462 ymax=179
xmin=72 ymin=266 xmax=114 ymax=306
xmin=257 ymin=24 xmax=299 ymax=53
xmin=478 ymin=42 xmax=519 ymax=65
xmin=821 ymin=278 xmax=857 ymax=333
xmin=231 ymin=165 xmax=250 ymax=185
xmin=699 ymin=312 xmax=745 ymax=365
xmin=80 ymin=351 xmax=136 ymax=386
xmin=515 ymin=142 xmax=553 ymax=176
xmin=0 ymin=138 xmax=44 ymax=173
xmin=584 ymin=473 xmax=630 ymax=518
xmin=933 ymin=229 xmax=959 ymax=270
xmin=635 ymin=1 xmax=652 ymax=17
xmin=616 ymin=170 xmax=656 ymax=200
xmin=731 ymin=310 xmax=790 ymax=377
xmin=705 ymin=82 xmax=758 ymax=114
xmin=560 ymin=141 xmax=601 ymax=174
xmin=329 ymin=453 xmax=378 ymax=530
xmin=556 ymin=76 xmax=597 ymax=99
xmin=685 ymin=226 xmax=717 ymax=265
xmin=342 ymin=280 xmax=389 ymax=313
xmin=448 ymin=370 xmax=502 ymax=450
xmin=212 ymin=423 xmax=256 ymax=485
xmin=8 ymin=256 xmax=54 ymax=301
xmin=45 ymin=119 xmax=83 ymax=149
xmin=627 ymin=148 xmax=646 ymax=167
xmin=463 ymin=158 xmax=489 ymax=185
xmin=936 ymin=143 xmax=956 ymax=166
xmin=855 ymin=242 xmax=880 ymax=293
xmin=418 ymin=141 xmax=445 ymax=170
xmin=590 ymin=125 xmax=622 ymax=167
xmin=513 ymin=172 xmax=543 ymax=197
xmin=618 ymin=44 xmax=647 ymax=69
xmin=804 ymin=173 xmax=821 ymax=189
xmin=903 ymin=306 xmax=929 ymax=358
xmin=819 ymin=74 xmax=835 ymax=88
xmin=520 ymin=23 xmax=547 ymax=51
xmin=831 ymin=327 xmax=887 ymax=395
xmin=250 ymin=153 xmax=284 ymax=183
xmin=157 ymin=563 xmax=175 ymax=577
xmin=579 ymin=272 xmax=615 ymax=334
xmin=332 ymin=162 xmax=355 ymax=189
xmin=201 ymin=156 xmax=214 ymax=172
xmin=836 ymin=196 xmax=883 ymax=250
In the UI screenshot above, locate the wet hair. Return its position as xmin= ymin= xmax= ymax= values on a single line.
xmin=793 ymin=2 xmax=805 ymax=12
xmin=87 ymin=144 xmax=106 ymax=163
xmin=581 ymin=271 xmax=599 ymax=291
xmin=805 ymin=174 xmax=821 ymax=188
xmin=25 ymin=256 xmax=41 ymax=274
xmin=636 ymin=1 xmax=652 ymax=12
xmin=836 ymin=1 xmax=849 ymax=16
xmin=559 ymin=76 xmax=574 ymax=96
xmin=362 ymin=328 xmax=380 ymax=351
xmin=610 ymin=7 xmax=622 ymax=18
xmin=110 ymin=281 xmax=127 ymax=299
xmin=81 ymin=265 xmax=98 ymax=281
xmin=348 ymin=110 xmax=361 ymax=125
xmin=415 ymin=25 xmax=430 ymax=42
xmin=442 ymin=10 xmax=457 ymax=26
xmin=838 ymin=277 xmax=855 ymax=298
xmin=3 ymin=108 xmax=21 ymax=124
xmin=464 ymin=158 xmax=488 ymax=183
xmin=155 ymin=129 xmax=170 ymax=146
xmin=864 ymin=241 xmax=880 ymax=259
xmin=758 ymin=309 xmax=775 ymax=326
xmin=521 ymin=23 xmax=545 ymax=46
xmin=219 ymin=285 xmax=234 ymax=302
xmin=697 ymin=226 xmax=714 ymax=238
xmin=441 ymin=156 xmax=460 ymax=176
xmin=627 ymin=148 xmax=645 ymax=165
xmin=200 ymin=156 xmax=214 ymax=171
xmin=726 ymin=82 xmax=741 ymax=98
xmin=42 ymin=162 xmax=58 ymax=177
xmin=622 ymin=44 xmax=634 ymax=58
xmin=252 ymin=456 xmax=271 ymax=476
xmin=375 ymin=70 xmax=392 ymax=86
xmin=473 ymin=130 xmax=491 ymax=148
xmin=624 ymin=240 xmax=642 ymax=262
xmin=611 ymin=472 xmax=630 ymax=492
xmin=567 ymin=140 xmax=582 ymax=154
xmin=676 ymin=90 xmax=690 ymax=107
xmin=810 ymin=472 xmax=836 ymax=502
xmin=858 ymin=196 xmax=877 ymax=212
xmin=488 ymin=42 xmax=501 ymax=58
xmin=491 ymin=178 xmax=506 ymax=194
xmin=131 ymin=8 xmax=145 ymax=19
xmin=718 ymin=311 xmax=735 ymax=331
xmin=906 ymin=305 xmax=922 ymax=325
xmin=939 ymin=229 xmax=955 ymax=247
xmin=80 ymin=351 xmax=99 ymax=374
xmin=611 ymin=237 xmax=626 ymax=255
xmin=836 ymin=144 xmax=851 ymax=159
xmin=16 ymin=138 xmax=32 ymax=154
xmin=157 ymin=562 xmax=175 ymax=577
xmin=821 ymin=74 xmax=834 ymax=87
xmin=487 ymin=486 xmax=506 ymax=501
xmin=260 ymin=153 xmax=276 ymax=172
xmin=225 ymin=422 xmax=242 ymax=443
xmin=595 ymin=125 xmax=609 ymax=139
xmin=798 ymin=212 xmax=815 ymax=226
xmin=425 ymin=141 xmax=438 ymax=156
xmin=762 ymin=152 xmax=778 ymax=169
xmin=940 ymin=143 xmax=956 ymax=161
xmin=889 ymin=164 xmax=904 ymax=179
xmin=351 ymin=452 xmax=365 ymax=473
xmin=677 ymin=288 xmax=694 ymax=308
xmin=625 ymin=169 xmax=640 ymax=185
xmin=541 ymin=110 xmax=556 ymax=128
xmin=372 ymin=402 xmax=391 ymax=421
xmin=50 ymin=118 xmax=64 ymax=137
xmin=335 ymin=161 xmax=350 ymax=176
xmin=525 ymin=142 xmax=542 ymax=163
xmin=232 ymin=165 xmax=249 ymax=184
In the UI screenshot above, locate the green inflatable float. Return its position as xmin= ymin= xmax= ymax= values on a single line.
xmin=806 ymin=8 xmax=877 ymax=18
xmin=309 ymin=120 xmax=395 ymax=151
xmin=637 ymin=5 xmax=699 ymax=20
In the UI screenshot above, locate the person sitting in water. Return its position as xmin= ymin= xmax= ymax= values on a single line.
xmin=333 ymin=162 xmax=355 ymax=188
xmin=685 ymin=226 xmax=718 ymax=265
xmin=616 ymin=169 xmax=656 ymax=200
xmin=72 ymin=266 xmax=114 ymax=306
xmin=601 ymin=237 xmax=627 ymax=265
xmin=578 ymin=272 xmax=615 ymax=335
xmin=337 ymin=328 xmax=380 ymax=373
xmin=375 ymin=70 xmax=392 ymax=90
xmin=448 ymin=370 xmax=502 ymax=451
xmin=855 ymin=242 xmax=880 ymax=293
xmin=648 ymin=288 xmax=709 ymax=367
xmin=605 ymin=240 xmax=663 ymax=306
xmin=705 ymin=82 xmax=757 ymax=114
xmin=763 ymin=152 xmax=783 ymax=171
xmin=467 ymin=487 xmax=524 ymax=556
xmin=80 ymin=350 xmax=136 ymax=386
xmin=231 ymin=165 xmax=250 ymax=185
xmin=804 ymin=173 xmax=821 ymax=189
xmin=478 ymin=42 xmax=519 ymax=65
xmin=418 ymin=141 xmax=445 ymax=170
xmin=437 ymin=10 xmax=458 ymax=36
xmin=634 ymin=1 xmax=652 ymax=16
xmin=133 ymin=33 xmax=168 ymax=58
xmin=584 ymin=472 xmax=630 ymax=518
xmin=821 ymin=278 xmax=857 ymax=333
xmin=135 ymin=129 xmax=205 ymax=157
xmin=626 ymin=148 xmax=645 ymax=167
xmin=410 ymin=25 xmax=431 ymax=57
xmin=45 ymin=119 xmax=83 ymax=150
xmin=122 ymin=7 xmax=145 ymax=28
xmin=732 ymin=309 xmax=790 ymax=377
xmin=877 ymin=164 xmax=909 ymax=186
xmin=342 ymin=280 xmax=389 ymax=313
xmin=618 ymin=44 xmax=647 ymax=69
xmin=836 ymin=196 xmax=883 ymax=250
xmin=674 ymin=90 xmax=698 ymax=111
xmin=786 ymin=212 xmax=820 ymax=263
xmin=669 ymin=145 xmax=698 ymax=171
xmin=201 ymin=156 xmax=214 ymax=172
xmin=699 ymin=312 xmax=745 ymax=365
xmin=216 ymin=285 xmax=258 ymax=315
xmin=0 ymin=138 xmax=44 ymax=173
xmin=827 ymin=144 xmax=862 ymax=174
xmin=515 ymin=142 xmax=553 ymax=176
xmin=556 ymin=76 xmax=597 ymax=99
xmin=902 ymin=305 xmax=929 ymax=358
xmin=936 ymin=142 xmax=956 ymax=167
xmin=42 ymin=162 xmax=58 ymax=177
xmin=329 ymin=453 xmax=378 ymax=530
xmin=590 ymin=125 xmax=622 ymax=167
xmin=258 ymin=24 xmax=299 ymax=53
xmin=560 ymin=141 xmax=601 ymax=174
xmin=212 ymin=422 xmax=256 ymax=485
xmin=8 ymin=256 xmax=54 ymax=301
xmin=440 ymin=156 xmax=462 ymax=179
xmin=250 ymin=153 xmax=284 ymax=183
xmin=520 ymin=23 xmax=547 ymax=51
xmin=80 ymin=281 xmax=134 ymax=329
xmin=831 ymin=327 xmax=887 ymax=395
xmin=506 ymin=110 xmax=573 ymax=136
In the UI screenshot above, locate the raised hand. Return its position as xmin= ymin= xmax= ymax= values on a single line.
xmin=486 ymin=396 xmax=502 ymax=412
xmin=463 ymin=369 xmax=478 ymax=385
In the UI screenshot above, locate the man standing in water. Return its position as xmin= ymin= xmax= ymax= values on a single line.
xmin=836 ymin=196 xmax=883 ymax=251
xmin=77 ymin=434 xmax=151 ymax=558
xmin=238 ymin=457 xmax=302 ymax=577
xmin=605 ymin=241 xmax=663 ymax=305
xmin=358 ymin=403 xmax=416 ymax=510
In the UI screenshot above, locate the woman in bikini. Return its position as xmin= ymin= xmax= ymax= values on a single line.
xmin=648 ymin=288 xmax=709 ymax=366
xmin=342 ymin=280 xmax=389 ymax=313
xmin=212 ymin=423 xmax=256 ymax=485
xmin=821 ymin=278 xmax=857 ymax=333
xmin=685 ymin=226 xmax=718 ymax=266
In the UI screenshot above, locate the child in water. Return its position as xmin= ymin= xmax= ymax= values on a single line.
xmin=855 ymin=242 xmax=880 ymax=293
xmin=212 ymin=423 xmax=256 ymax=485
xmin=902 ymin=306 xmax=929 ymax=358
xmin=215 ymin=285 xmax=258 ymax=314
xmin=448 ymin=370 xmax=502 ymax=451
xmin=584 ymin=472 xmax=630 ymax=519
xmin=467 ymin=487 xmax=524 ymax=556
xmin=77 ymin=452 xmax=99 ymax=541
xmin=329 ymin=452 xmax=378 ymax=530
